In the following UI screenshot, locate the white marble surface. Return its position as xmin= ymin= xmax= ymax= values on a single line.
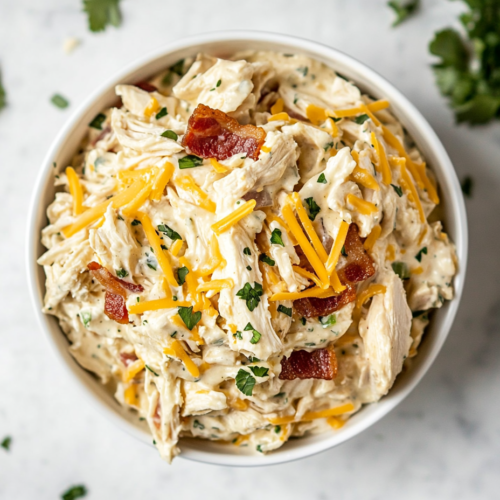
xmin=1 ymin=0 xmax=499 ymax=498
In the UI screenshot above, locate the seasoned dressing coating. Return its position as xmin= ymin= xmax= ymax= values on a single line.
xmin=38 ymin=51 xmax=457 ymax=462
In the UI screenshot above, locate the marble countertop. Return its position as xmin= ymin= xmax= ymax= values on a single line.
xmin=1 ymin=0 xmax=499 ymax=498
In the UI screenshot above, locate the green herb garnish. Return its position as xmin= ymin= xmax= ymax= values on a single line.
xmin=83 ymin=0 xmax=121 ymax=32
xmin=235 ymin=369 xmax=256 ymax=396
xmin=131 ymin=219 xmax=141 ymax=226
xmin=305 ymin=197 xmax=321 ymax=221
xmin=243 ymin=247 xmax=252 ymax=256
xmin=51 ymin=94 xmax=69 ymax=109
xmin=216 ymin=79 xmax=222 ymax=87
xmin=177 ymin=266 xmax=189 ymax=285
xmin=61 ymin=484 xmax=87 ymax=500
xmin=145 ymin=365 xmax=159 ymax=376
xmin=297 ymin=66 xmax=309 ymax=77
xmin=156 ymin=107 xmax=168 ymax=119
xmin=236 ymin=282 xmax=263 ymax=312
xmin=354 ymin=113 xmax=370 ymax=124
xmin=89 ymin=112 xmax=106 ymax=129
xmin=178 ymin=306 xmax=202 ymax=330
xmin=80 ymin=311 xmax=91 ymax=328
xmin=270 ymin=228 xmax=285 ymax=246
xmin=391 ymin=184 xmax=403 ymax=197
xmin=157 ymin=224 xmax=182 ymax=241
xmin=317 ymin=173 xmax=327 ymax=184
xmin=244 ymin=322 xmax=262 ymax=344
xmin=193 ymin=419 xmax=205 ymax=429
xmin=249 ymin=366 xmax=269 ymax=377
xmin=161 ymin=129 xmax=178 ymax=140
xmin=116 ymin=268 xmax=128 ymax=278
xmin=319 ymin=314 xmax=336 ymax=327
xmin=341 ymin=245 xmax=347 ymax=257
xmin=392 ymin=261 xmax=411 ymax=280
xmin=179 ymin=154 xmax=203 ymax=169
xmin=277 ymin=305 xmax=292 ymax=317
xmin=259 ymin=254 xmax=275 ymax=266
xmin=388 ymin=0 xmax=419 ymax=27
xmin=415 ymin=247 xmax=428 ymax=262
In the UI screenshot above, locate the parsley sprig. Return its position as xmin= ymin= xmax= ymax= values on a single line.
xmin=83 ymin=0 xmax=122 ymax=32
xmin=236 ymin=282 xmax=263 ymax=312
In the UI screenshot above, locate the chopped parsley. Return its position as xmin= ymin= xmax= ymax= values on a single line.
xmin=305 ymin=197 xmax=321 ymax=221
xmin=354 ymin=113 xmax=370 ymax=124
xmin=216 ymin=79 xmax=222 ymax=87
xmin=256 ymin=444 xmax=264 ymax=453
xmin=80 ymin=311 xmax=91 ymax=328
xmin=234 ymin=330 xmax=243 ymax=340
xmin=415 ymin=247 xmax=428 ymax=262
xmin=319 ymin=314 xmax=336 ymax=327
xmin=391 ymin=184 xmax=403 ymax=197
xmin=300 ymin=317 xmax=306 ymax=325
xmin=324 ymin=141 xmax=334 ymax=151
xmin=341 ymin=245 xmax=347 ymax=257
xmin=177 ymin=266 xmax=189 ymax=285
xmin=392 ymin=261 xmax=411 ymax=280
xmin=317 ymin=173 xmax=327 ymax=184
xmin=277 ymin=305 xmax=292 ymax=317
xmin=235 ymin=369 xmax=256 ymax=396
xmin=178 ymin=306 xmax=202 ymax=330
xmin=161 ymin=129 xmax=178 ymax=141
xmin=243 ymin=247 xmax=252 ymax=256
xmin=388 ymin=0 xmax=419 ymax=27
xmin=274 ymin=425 xmax=281 ymax=434
xmin=171 ymin=331 xmax=177 ymax=338
xmin=297 ymin=66 xmax=309 ymax=77
xmin=1 ymin=436 xmax=11 ymax=451
xmin=156 ymin=107 xmax=168 ymax=119
xmin=179 ymin=154 xmax=203 ymax=169
xmin=61 ymin=484 xmax=87 ymax=500
xmin=116 ymin=268 xmax=128 ymax=278
xmin=89 ymin=112 xmax=106 ymax=129
xmin=259 ymin=254 xmax=275 ymax=266
xmin=51 ymin=94 xmax=69 ymax=109
xmin=193 ymin=419 xmax=205 ymax=429
xmin=236 ymin=282 xmax=263 ymax=312
xmin=270 ymin=228 xmax=285 ymax=246
xmin=243 ymin=323 xmax=261 ymax=344
xmin=461 ymin=176 xmax=473 ymax=197
xmin=145 ymin=365 xmax=159 ymax=376
xmin=249 ymin=366 xmax=269 ymax=377
xmin=146 ymin=255 xmax=157 ymax=271
xmin=246 ymin=265 xmax=252 ymax=271
xmin=83 ymin=0 xmax=121 ymax=32
xmin=157 ymin=224 xmax=182 ymax=241
xmin=131 ymin=219 xmax=141 ymax=226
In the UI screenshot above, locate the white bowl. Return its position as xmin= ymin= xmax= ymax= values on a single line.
xmin=26 ymin=31 xmax=468 ymax=467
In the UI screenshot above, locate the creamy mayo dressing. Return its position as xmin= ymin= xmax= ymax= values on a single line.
xmin=38 ymin=51 xmax=457 ymax=463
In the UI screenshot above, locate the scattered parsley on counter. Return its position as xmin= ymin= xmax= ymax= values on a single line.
xmin=1 ymin=436 xmax=11 ymax=451
xmin=430 ymin=2 xmax=500 ymax=124
xmin=461 ymin=176 xmax=474 ymax=197
xmin=51 ymin=94 xmax=69 ymax=109
xmin=178 ymin=154 xmax=203 ymax=169
xmin=83 ymin=0 xmax=121 ymax=32
xmin=388 ymin=0 xmax=420 ymax=27
xmin=0 ymin=69 xmax=6 ymax=111
xmin=178 ymin=306 xmax=201 ymax=330
xmin=277 ymin=305 xmax=292 ymax=317
xmin=235 ymin=369 xmax=256 ymax=396
xmin=305 ymin=197 xmax=321 ymax=221
xmin=236 ymin=282 xmax=263 ymax=312
xmin=161 ymin=129 xmax=178 ymax=141
xmin=61 ymin=484 xmax=87 ymax=500
xmin=270 ymin=228 xmax=285 ymax=246
xmin=89 ymin=113 xmax=106 ymax=129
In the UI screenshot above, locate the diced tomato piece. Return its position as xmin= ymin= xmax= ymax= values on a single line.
xmin=279 ymin=348 xmax=337 ymax=380
xmin=182 ymin=104 xmax=266 ymax=161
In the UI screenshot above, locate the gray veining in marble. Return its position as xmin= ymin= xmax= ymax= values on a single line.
xmin=1 ymin=0 xmax=499 ymax=498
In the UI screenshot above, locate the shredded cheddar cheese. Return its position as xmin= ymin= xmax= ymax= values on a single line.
xmin=124 ymin=384 xmax=139 ymax=405
xmin=66 ymin=167 xmax=84 ymax=216
xmin=270 ymin=98 xmax=284 ymax=115
xmin=269 ymin=286 xmax=336 ymax=302
xmin=163 ymin=340 xmax=199 ymax=378
xmin=268 ymin=112 xmax=292 ymax=122
xmin=325 ymin=221 xmax=349 ymax=274
xmin=122 ymin=180 xmax=154 ymax=217
xmin=292 ymin=266 xmax=323 ymax=288
xmin=144 ymin=96 xmax=160 ymax=118
xmin=209 ymin=158 xmax=228 ymax=173
xmin=123 ymin=359 xmax=145 ymax=383
xmin=354 ymin=284 xmax=387 ymax=319
xmin=306 ymin=104 xmax=328 ymax=125
xmin=370 ymin=132 xmax=391 ymax=185
xmin=196 ymin=278 xmax=234 ymax=293
xmin=150 ymin=161 xmax=174 ymax=201
xmin=211 ymin=199 xmax=256 ymax=235
xmin=175 ymin=175 xmax=216 ymax=213
xmin=268 ymin=402 xmax=355 ymax=425
xmin=169 ymin=239 xmax=183 ymax=257
xmin=363 ymin=225 xmax=382 ymax=251
xmin=346 ymin=193 xmax=378 ymax=215
xmin=128 ymin=298 xmax=190 ymax=315
xmin=330 ymin=99 xmax=389 ymax=118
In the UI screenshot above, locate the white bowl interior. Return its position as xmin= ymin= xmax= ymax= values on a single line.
xmin=27 ymin=32 xmax=468 ymax=467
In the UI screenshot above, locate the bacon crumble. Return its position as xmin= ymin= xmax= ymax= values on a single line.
xmin=279 ymin=348 xmax=337 ymax=380
xmin=182 ymin=104 xmax=266 ymax=161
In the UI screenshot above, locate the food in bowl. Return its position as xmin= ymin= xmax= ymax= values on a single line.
xmin=37 ymin=50 xmax=457 ymax=462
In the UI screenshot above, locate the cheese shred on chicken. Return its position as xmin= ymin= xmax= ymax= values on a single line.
xmin=38 ymin=51 xmax=457 ymax=462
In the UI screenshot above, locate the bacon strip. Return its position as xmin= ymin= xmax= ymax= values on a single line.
xmin=88 ymin=262 xmax=143 ymax=324
xmin=294 ymin=224 xmax=375 ymax=318
xmin=182 ymin=104 xmax=266 ymax=161
xmin=279 ymin=349 xmax=337 ymax=380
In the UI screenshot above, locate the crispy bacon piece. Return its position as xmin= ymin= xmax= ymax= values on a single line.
xmin=279 ymin=348 xmax=337 ymax=380
xmin=134 ymin=81 xmax=158 ymax=93
xmin=294 ymin=224 xmax=375 ymax=318
xmin=120 ymin=352 xmax=138 ymax=367
xmin=88 ymin=262 xmax=143 ymax=324
xmin=182 ymin=104 xmax=266 ymax=161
